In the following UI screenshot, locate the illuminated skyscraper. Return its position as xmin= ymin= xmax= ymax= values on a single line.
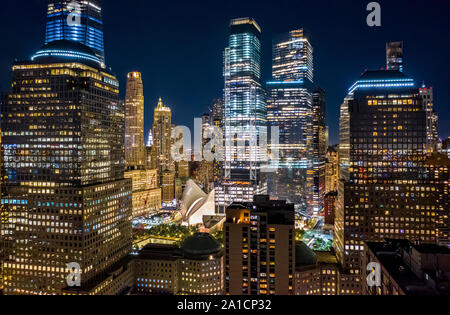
xmin=152 ymin=98 xmax=173 ymax=177
xmin=216 ymin=18 xmax=267 ymax=211
xmin=125 ymin=71 xmax=146 ymax=167
xmin=267 ymin=29 xmax=316 ymax=212
xmin=335 ymin=47 xmax=439 ymax=293
xmin=312 ymin=87 xmax=327 ymax=213
xmin=45 ymin=0 xmax=105 ymax=63
xmin=1 ymin=1 xmax=132 ymax=295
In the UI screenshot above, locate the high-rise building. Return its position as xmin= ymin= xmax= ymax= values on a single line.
xmin=424 ymin=153 xmax=449 ymax=248
xmin=153 ymin=98 xmax=173 ymax=177
xmin=216 ymin=18 xmax=267 ymax=212
xmin=0 ymin=0 xmax=132 ymax=295
xmin=386 ymin=41 xmax=403 ymax=72
xmin=312 ymin=87 xmax=327 ymax=213
xmin=43 ymin=0 xmax=105 ymax=64
xmin=335 ymin=46 xmax=439 ymax=293
xmin=161 ymin=170 xmax=175 ymax=203
xmin=125 ymin=71 xmax=146 ymax=167
xmin=323 ymin=191 xmax=337 ymax=225
xmin=224 ymin=195 xmax=295 ymax=295
xmin=419 ymin=85 xmax=439 ymax=149
xmin=124 ymin=169 xmax=161 ymax=217
xmin=211 ymin=98 xmax=223 ymax=128
xmin=325 ymin=145 xmax=339 ymax=194
xmin=267 ymin=29 xmax=315 ymax=212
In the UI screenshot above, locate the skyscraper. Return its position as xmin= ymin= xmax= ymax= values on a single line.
xmin=44 ymin=0 xmax=105 ymax=63
xmin=1 ymin=0 xmax=132 ymax=294
xmin=267 ymin=29 xmax=316 ymax=212
xmin=152 ymin=98 xmax=173 ymax=177
xmin=125 ymin=71 xmax=146 ymax=167
xmin=312 ymin=86 xmax=327 ymax=213
xmin=216 ymin=18 xmax=267 ymax=212
xmin=224 ymin=195 xmax=295 ymax=295
xmin=335 ymin=45 xmax=438 ymax=293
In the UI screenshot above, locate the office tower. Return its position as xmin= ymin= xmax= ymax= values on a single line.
xmin=211 ymin=98 xmax=223 ymax=128
xmin=386 ymin=41 xmax=403 ymax=72
xmin=312 ymin=87 xmax=327 ymax=213
xmin=224 ymin=195 xmax=295 ymax=295
xmin=44 ymin=0 xmax=105 ymax=64
xmin=0 ymin=0 xmax=132 ymax=295
xmin=153 ymin=98 xmax=173 ymax=177
xmin=176 ymin=160 xmax=190 ymax=180
xmin=161 ymin=170 xmax=175 ymax=203
xmin=419 ymin=86 xmax=439 ymax=149
xmin=267 ymin=29 xmax=315 ymax=211
xmin=124 ymin=169 xmax=161 ymax=217
xmin=335 ymin=47 xmax=438 ymax=292
xmin=134 ymin=233 xmax=224 ymax=295
xmin=216 ymin=18 xmax=267 ymax=212
xmin=125 ymin=71 xmax=146 ymax=167
xmin=324 ymin=191 xmax=337 ymax=225
xmin=364 ymin=240 xmax=450 ymax=295
xmin=425 ymin=153 xmax=449 ymax=248
xmin=202 ymin=113 xmax=212 ymax=149
xmin=325 ymin=145 xmax=339 ymax=194
xmin=294 ymin=243 xmax=339 ymax=295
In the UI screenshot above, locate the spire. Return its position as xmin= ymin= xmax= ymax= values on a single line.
xmin=157 ymin=98 xmax=164 ymax=109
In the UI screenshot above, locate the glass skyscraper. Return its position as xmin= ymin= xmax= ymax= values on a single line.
xmin=267 ymin=29 xmax=318 ymax=213
xmin=44 ymin=0 xmax=105 ymax=63
xmin=216 ymin=18 xmax=267 ymax=211
xmin=1 ymin=0 xmax=132 ymax=295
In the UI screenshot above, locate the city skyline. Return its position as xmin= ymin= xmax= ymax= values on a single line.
xmin=1 ymin=0 xmax=449 ymax=299
xmin=1 ymin=1 xmax=450 ymax=145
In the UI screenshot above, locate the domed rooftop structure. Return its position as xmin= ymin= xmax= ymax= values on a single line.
xmin=181 ymin=233 xmax=221 ymax=258
xmin=295 ymin=242 xmax=317 ymax=266
xmin=31 ymin=40 xmax=104 ymax=68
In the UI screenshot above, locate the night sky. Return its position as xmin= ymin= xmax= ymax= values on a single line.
xmin=1 ymin=0 xmax=449 ymax=144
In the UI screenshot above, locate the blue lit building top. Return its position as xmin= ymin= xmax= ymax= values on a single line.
xmin=31 ymin=40 xmax=103 ymax=68
xmin=348 ymin=70 xmax=415 ymax=94
xmin=44 ymin=0 xmax=104 ymax=63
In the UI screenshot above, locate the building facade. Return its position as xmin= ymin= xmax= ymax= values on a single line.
xmin=125 ymin=71 xmax=146 ymax=167
xmin=44 ymin=0 xmax=105 ymax=63
xmin=335 ymin=48 xmax=439 ymax=293
xmin=325 ymin=145 xmax=339 ymax=194
xmin=124 ymin=169 xmax=161 ymax=217
xmin=266 ymin=29 xmax=317 ymax=213
xmin=216 ymin=18 xmax=267 ymax=212
xmin=134 ymin=233 xmax=224 ymax=295
xmin=153 ymin=98 xmax=174 ymax=178
xmin=224 ymin=195 xmax=295 ymax=295
xmin=1 ymin=0 xmax=132 ymax=295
